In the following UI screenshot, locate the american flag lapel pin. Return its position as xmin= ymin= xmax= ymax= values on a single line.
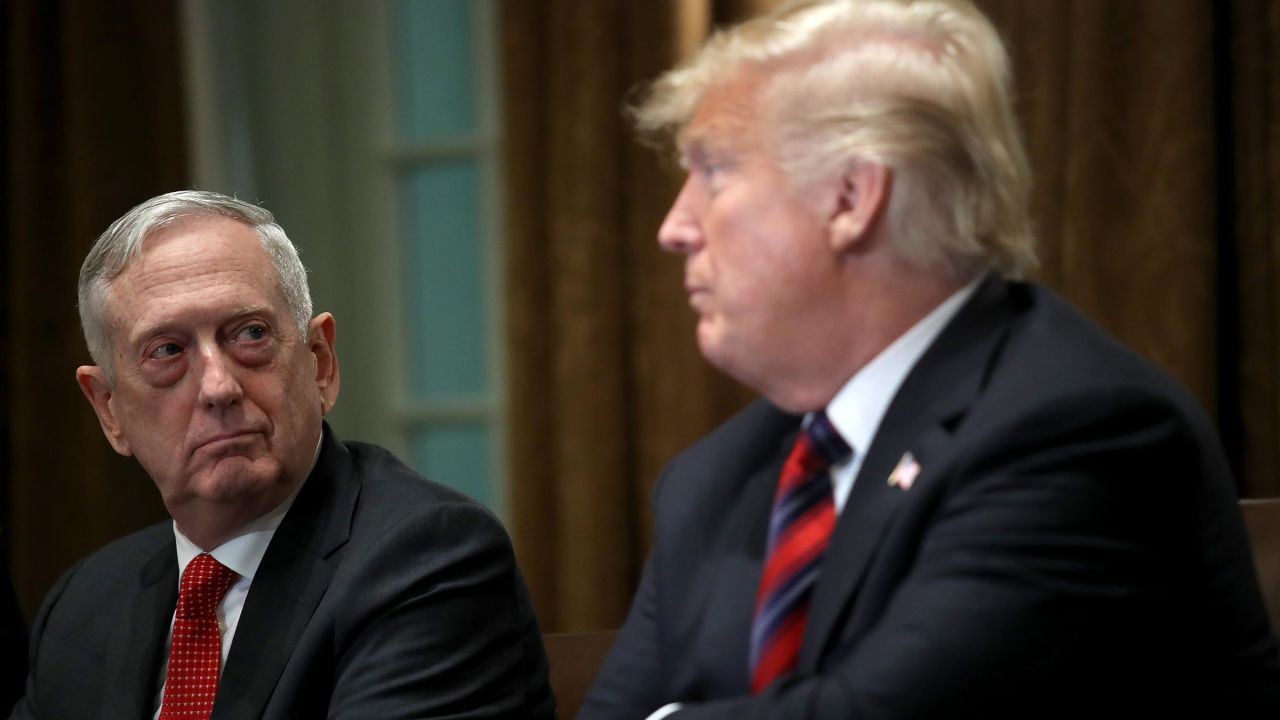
xmin=887 ymin=452 xmax=921 ymax=490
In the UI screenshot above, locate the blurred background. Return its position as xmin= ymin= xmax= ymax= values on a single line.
xmin=3 ymin=0 xmax=1280 ymax=634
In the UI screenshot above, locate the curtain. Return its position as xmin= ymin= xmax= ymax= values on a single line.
xmin=5 ymin=0 xmax=1277 ymax=636
xmin=1230 ymin=0 xmax=1280 ymax=501
xmin=502 ymin=0 xmax=755 ymax=634
xmin=4 ymin=0 xmax=185 ymax=615
xmin=504 ymin=0 xmax=1280 ymax=632
xmin=989 ymin=1 xmax=1218 ymax=408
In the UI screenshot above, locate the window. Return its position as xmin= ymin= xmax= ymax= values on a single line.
xmin=390 ymin=0 xmax=504 ymax=511
xmin=181 ymin=0 xmax=505 ymax=512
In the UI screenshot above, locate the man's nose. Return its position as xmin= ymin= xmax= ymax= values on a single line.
xmin=657 ymin=177 xmax=705 ymax=255
xmin=196 ymin=348 xmax=244 ymax=408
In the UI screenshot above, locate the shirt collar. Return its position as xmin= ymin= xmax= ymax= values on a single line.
xmin=824 ymin=277 xmax=981 ymax=458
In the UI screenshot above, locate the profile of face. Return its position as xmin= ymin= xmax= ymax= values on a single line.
xmin=657 ymin=72 xmax=855 ymax=395
xmin=76 ymin=215 xmax=340 ymax=539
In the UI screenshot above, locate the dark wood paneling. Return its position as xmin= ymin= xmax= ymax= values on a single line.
xmin=6 ymin=0 xmax=186 ymax=615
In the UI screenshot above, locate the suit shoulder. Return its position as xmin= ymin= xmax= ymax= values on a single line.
xmin=59 ymin=521 xmax=172 ymax=581
xmin=343 ymin=440 xmax=489 ymax=503
xmin=29 ymin=521 xmax=173 ymax=642
xmin=958 ymin=283 xmax=1227 ymax=483
xmin=651 ymin=399 xmax=797 ymax=519
xmin=671 ymin=398 xmax=798 ymax=471
xmin=339 ymin=439 xmax=508 ymax=540
xmin=997 ymin=283 xmax=1204 ymax=414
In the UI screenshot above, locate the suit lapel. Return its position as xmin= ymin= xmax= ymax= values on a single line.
xmin=101 ymin=540 xmax=176 ymax=720
xmin=694 ymin=425 xmax=796 ymax=696
xmin=799 ymin=275 xmax=1021 ymax=669
xmin=213 ymin=425 xmax=359 ymax=719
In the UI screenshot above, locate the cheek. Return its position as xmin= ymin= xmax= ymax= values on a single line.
xmin=260 ymin=366 xmax=318 ymax=423
xmin=707 ymin=207 xmax=794 ymax=284
xmin=119 ymin=386 xmax=187 ymax=430
xmin=241 ymin=375 xmax=286 ymax=419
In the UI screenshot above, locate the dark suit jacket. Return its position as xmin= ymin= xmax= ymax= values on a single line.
xmin=583 ymin=277 xmax=1280 ymax=719
xmin=0 ymin=545 xmax=27 ymax=716
xmin=11 ymin=425 xmax=555 ymax=719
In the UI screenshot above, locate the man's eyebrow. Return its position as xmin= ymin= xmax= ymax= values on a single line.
xmin=223 ymin=305 xmax=276 ymax=322
xmin=677 ymin=131 xmax=718 ymax=165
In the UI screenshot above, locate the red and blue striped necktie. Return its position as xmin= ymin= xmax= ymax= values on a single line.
xmin=749 ymin=411 xmax=850 ymax=694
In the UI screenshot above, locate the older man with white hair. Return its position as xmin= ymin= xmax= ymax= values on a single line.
xmin=11 ymin=191 xmax=555 ymax=720
xmin=583 ymin=0 xmax=1280 ymax=717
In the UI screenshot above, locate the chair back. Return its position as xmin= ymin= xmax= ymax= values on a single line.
xmin=1241 ymin=498 xmax=1280 ymax=632
xmin=543 ymin=631 xmax=617 ymax=719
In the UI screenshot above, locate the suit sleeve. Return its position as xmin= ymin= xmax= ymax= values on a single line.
xmin=637 ymin=389 xmax=1280 ymax=719
xmin=579 ymin=552 xmax=666 ymax=719
xmin=6 ymin=559 xmax=79 ymax=720
xmin=326 ymin=501 xmax=552 ymax=719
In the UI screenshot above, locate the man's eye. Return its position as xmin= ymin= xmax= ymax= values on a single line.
xmin=149 ymin=342 xmax=183 ymax=359
xmin=700 ymin=160 xmax=729 ymax=189
xmin=237 ymin=325 xmax=267 ymax=342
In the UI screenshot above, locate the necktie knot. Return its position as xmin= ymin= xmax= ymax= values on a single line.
xmin=780 ymin=411 xmax=851 ymax=492
xmin=175 ymin=553 xmax=238 ymax=619
xmin=801 ymin=411 xmax=851 ymax=468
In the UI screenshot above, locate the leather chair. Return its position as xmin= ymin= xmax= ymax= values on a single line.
xmin=1241 ymin=497 xmax=1280 ymax=633
xmin=543 ymin=631 xmax=617 ymax=719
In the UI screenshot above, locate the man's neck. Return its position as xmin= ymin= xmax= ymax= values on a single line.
xmin=172 ymin=490 xmax=297 ymax=551
xmin=764 ymin=263 xmax=977 ymax=413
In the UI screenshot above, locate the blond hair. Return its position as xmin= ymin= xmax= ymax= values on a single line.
xmin=632 ymin=0 xmax=1035 ymax=278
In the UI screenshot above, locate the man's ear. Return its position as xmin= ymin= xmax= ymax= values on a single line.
xmin=829 ymin=161 xmax=891 ymax=254
xmin=75 ymin=366 xmax=133 ymax=456
xmin=308 ymin=313 xmax=341 ymax=414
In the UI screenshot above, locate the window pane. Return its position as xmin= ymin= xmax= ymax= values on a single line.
xmin=409 ymin=423 xmax=493 ymax=507
xmin=392 ymin=0 xmax=476 ymax=141
xmin=399 ymin=159 xmax=488 ymax=400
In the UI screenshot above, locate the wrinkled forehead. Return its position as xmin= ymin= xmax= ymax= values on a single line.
xmin=116 ymin=216 xmax=269 ymax=281
xmin=101 ymin=217 xmax=281 ymax=323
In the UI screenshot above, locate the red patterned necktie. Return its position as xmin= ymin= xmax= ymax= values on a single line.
xmin=159 ymin=553 xmax=239 ymax=719
xmin=749 ymin=411 xmax=851 ymax=694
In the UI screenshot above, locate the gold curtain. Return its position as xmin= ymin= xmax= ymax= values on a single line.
xmin=502 ymin=0 xmax=756 ymax=633
xmin=504 ymin=0 xmax=1280 ymax=632
xmin=989 ymin=0 xmax=1218 ymax=406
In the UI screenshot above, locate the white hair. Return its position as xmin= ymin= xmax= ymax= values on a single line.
xmin=78 ymin=190 xmax=313 ymax=371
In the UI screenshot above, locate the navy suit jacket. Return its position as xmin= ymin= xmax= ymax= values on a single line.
xmin=11 ymin=425 xmax=555 ymax=719
xmin=583 ymin=276 xmax=1280 ymax=719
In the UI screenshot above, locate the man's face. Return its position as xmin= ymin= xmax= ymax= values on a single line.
xmin=77 ymin=216 xmax=339 ymax=529
xmin=658 ymin=74 xmax=843 ymax=393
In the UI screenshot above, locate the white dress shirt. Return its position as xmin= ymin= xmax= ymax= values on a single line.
xmin=644 ymin=278 xmax=980 ymax=720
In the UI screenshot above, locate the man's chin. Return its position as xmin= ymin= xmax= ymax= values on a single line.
xmin=697 ymin=325 xmax=775 ymax=399
xmin=189 ymin=457 xmax=283 ymax=502
xmin=697 ymin=326 xmax=742 ymax=381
